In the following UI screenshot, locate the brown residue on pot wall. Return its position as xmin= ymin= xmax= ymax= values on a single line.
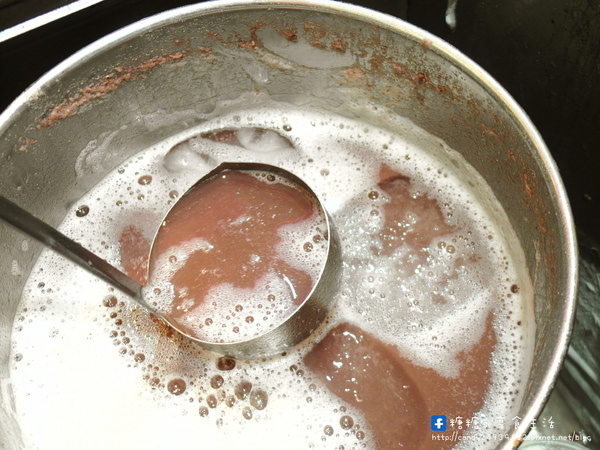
xmin=278 ymin=26 xmax=298 ymax=42
xmin=337 ymin=26 xmax=463 ymax=108
xmin=174 ymin=37 xmax=193 ymax=47
xmin=303 ymin=21 xmax=327 ymax=49
xmin=303 ymin=21 xmax=327 ymax=39
xmin=303 ymin=21 xmax=356 ymax=54
xmin=390 ymin=61 xmax=461 ymax=103
xmin=197 ymin=46 xmax=213 ymax=58
xmin=216 ymin=22 xmax=266 ymax=50
xmin=18 ymin=138 xmax=36 ymax=152
xmin=481 ymin=123 xmax=499 ymax=138
xmin=329 ymin=38 xmax=347 ymax=53
xmin=37 ymin=51 xmax=187 ymax=129
xmin=343 ymin=66 xmax=366 ymax=83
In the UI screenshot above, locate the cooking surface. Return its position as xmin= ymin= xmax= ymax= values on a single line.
xmin=1 ymin=0 xmax=598 ymax=447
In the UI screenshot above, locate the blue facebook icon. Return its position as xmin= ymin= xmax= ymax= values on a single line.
xmin=431 ymin=415 xmax=447 ymax=431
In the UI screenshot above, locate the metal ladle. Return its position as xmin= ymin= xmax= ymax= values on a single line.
xmin=0 ymin=162 xmax=340 ymax=359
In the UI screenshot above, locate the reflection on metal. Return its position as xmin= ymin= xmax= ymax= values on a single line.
xmin=0 ymin=0 xmax=105 ymax=43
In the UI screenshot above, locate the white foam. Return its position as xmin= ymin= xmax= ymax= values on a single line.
xmin=236 ymin=128 xmax=294 ymax=153
xmin=9 ymin=100 xmax=534 ymax=449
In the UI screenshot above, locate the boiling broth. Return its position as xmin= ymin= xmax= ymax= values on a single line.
xmin=9 ymin=102 xmax=533 ymax=449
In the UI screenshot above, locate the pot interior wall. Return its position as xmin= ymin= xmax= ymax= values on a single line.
xmin=0 ymin=2 xmax=575 ymax=447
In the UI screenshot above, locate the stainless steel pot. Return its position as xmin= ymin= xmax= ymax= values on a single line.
xmin=0 ymin=1 xmax=577 ymax=448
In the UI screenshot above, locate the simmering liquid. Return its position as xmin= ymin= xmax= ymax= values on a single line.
xmin=9 ymin=103 xmax=533 ymax=449
xmin=145 ymin=169 xmax=327 ymax=343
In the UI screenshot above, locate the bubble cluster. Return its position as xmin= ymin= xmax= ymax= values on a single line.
xmin=140 ymin=168 xmax=330 ymax=344
xmin=8 ymin=102 xmax=533 ymax=449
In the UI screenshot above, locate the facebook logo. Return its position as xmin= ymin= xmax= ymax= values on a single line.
xmin=431 ymin=415 xmax=447 ymax=431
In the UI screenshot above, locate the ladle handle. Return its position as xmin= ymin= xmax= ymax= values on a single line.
xmin=0 ymin=196 xmax=143 ymax=300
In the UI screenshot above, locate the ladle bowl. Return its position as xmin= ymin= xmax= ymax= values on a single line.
xmin=0 ymin=162 xmax=340 ymax=359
